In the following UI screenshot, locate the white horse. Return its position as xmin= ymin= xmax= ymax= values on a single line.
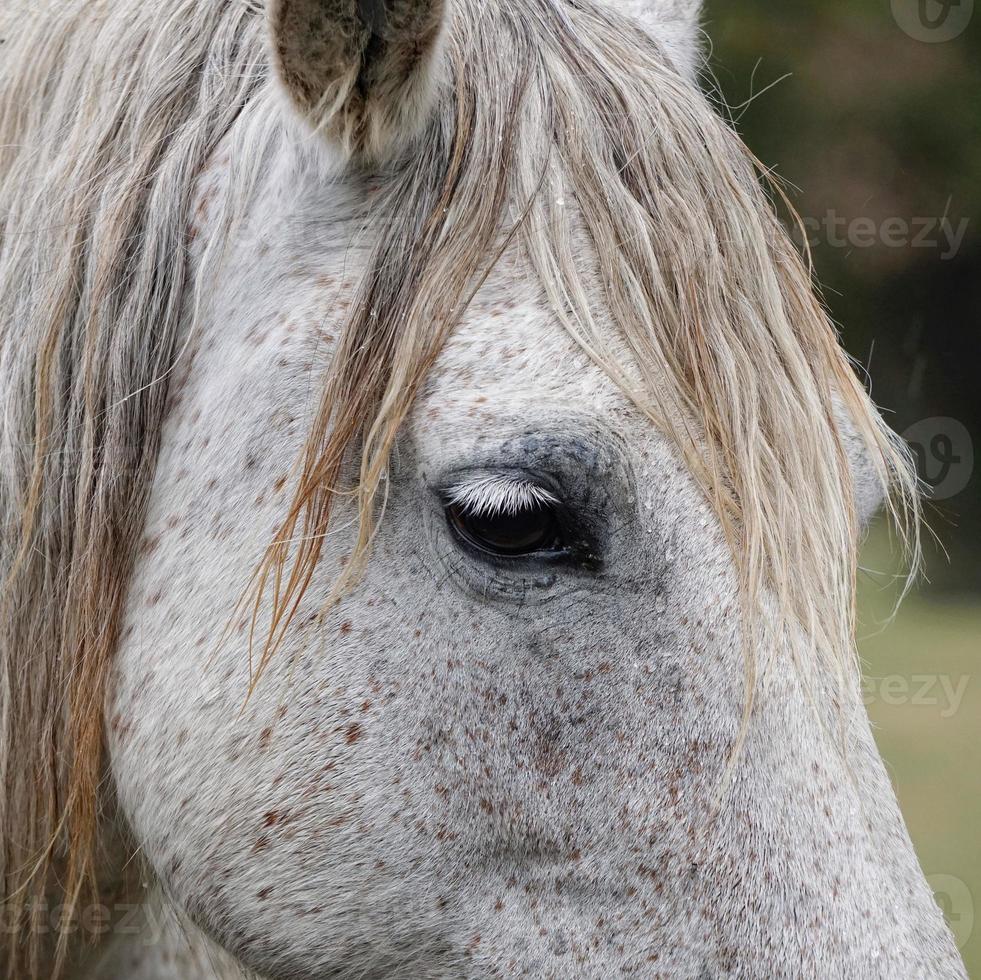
xmin=0 ymin=0 xmax=967 ymax=977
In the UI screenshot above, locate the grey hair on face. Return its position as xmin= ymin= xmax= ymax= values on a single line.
xmin=0 ymin=0 xmax=919 ymax=975
xmin=0 ymin=1 xmax=269 ymax=975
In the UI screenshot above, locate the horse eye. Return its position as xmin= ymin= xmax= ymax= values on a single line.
xmin=446 ymin=501 xmax=562 ymax=558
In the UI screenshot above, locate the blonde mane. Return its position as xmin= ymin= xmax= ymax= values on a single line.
xmin=0 ymin=0 xmax=918 ymax=976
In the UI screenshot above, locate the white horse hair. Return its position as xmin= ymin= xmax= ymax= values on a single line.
xmin=0 ymin=0 xmax=964 ymax=977
xmin=445 ymin=477 xmax=559 ymax=518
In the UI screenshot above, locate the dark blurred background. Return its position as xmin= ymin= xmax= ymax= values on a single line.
xmin=707 ymin=0 xmax=980 ymax=593
xmin=705 ymin=0 xmax=979 ymax=971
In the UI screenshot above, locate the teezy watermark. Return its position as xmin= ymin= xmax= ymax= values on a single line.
xmin=0 ymin=898 xmax=170 ymax=945
xmin=862 ymin=673 xmax=971 ymax=718
xmin=795 ymin=210 xmax=969 ymax=261
xmin=892 ymin=0 xmax=974 ymax=41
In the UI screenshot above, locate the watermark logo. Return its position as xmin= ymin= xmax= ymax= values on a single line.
xmin=903 ymin=417 xmax=974 ymax=500
xmin=862 ymin=674 xmax=970 ymax=718
xmin=892 ymin=0 xmax=974 ymax=42
xmin=0 ymin=899 xmax=168 ymax=945
xmin=795 ymin=210 xmax=969 ymax=261
xmin=928 ymin=874 xmax=975 ymax=949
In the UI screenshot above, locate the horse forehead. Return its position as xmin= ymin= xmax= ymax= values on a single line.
xmin=418 ymin=274 xmax=630 ymax=431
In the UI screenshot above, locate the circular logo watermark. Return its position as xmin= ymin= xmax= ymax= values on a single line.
xmin=892 ymin=0 xmax=974 ymax=42
xmin=928 ymin=874 xmax=975 ymax=949
xmin=902 ymin=417 xmax=974 ymax=500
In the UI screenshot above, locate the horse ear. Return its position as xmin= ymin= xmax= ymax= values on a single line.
xmin=609 ymin=0 xmax=704 ymax=80
xmin=267 ymin=0 xmax=447 ymax=161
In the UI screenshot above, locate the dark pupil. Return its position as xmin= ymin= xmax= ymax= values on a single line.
xmin=449 ymin=502 xmax=558 ymax=556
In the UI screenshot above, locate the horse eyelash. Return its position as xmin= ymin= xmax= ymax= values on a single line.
xmin=443 ymin=475 xmax=559 ymax=518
